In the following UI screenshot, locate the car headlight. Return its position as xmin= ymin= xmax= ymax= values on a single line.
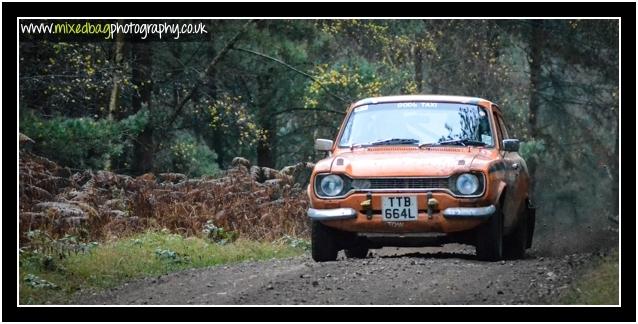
xmin=456 ymin=173 xmax=480 ymax=195
xmin=319 ymin=174 xmax=345 ymax=197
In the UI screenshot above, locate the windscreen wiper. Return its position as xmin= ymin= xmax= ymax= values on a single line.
xmin=369 ymin=138 xmax=420 ymax=146
xmin=419 ymin=138 xmax=487 ymax=148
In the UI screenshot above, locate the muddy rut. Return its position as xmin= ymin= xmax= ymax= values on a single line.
xmin=77 ymin=244 xmax=603 ymax=305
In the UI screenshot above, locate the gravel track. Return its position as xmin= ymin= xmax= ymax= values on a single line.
xmin=78 ymin=244 xmax=600 ymax=305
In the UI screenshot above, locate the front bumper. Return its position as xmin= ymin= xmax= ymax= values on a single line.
xmin=308 ymin=208 xmax=357 ymax=220
xmin=442 ymin=205 xmax=495 ymax=219
xmin=308 ymin=205 xmax=495 ymax=221
xmin=307 ymin=201 xmax=495 ymax=233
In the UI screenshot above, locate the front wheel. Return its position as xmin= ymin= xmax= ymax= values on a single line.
xmin=475 ymin=206 xmax=503 ymax=261
xmin=344 ymin=245 xmax=369 ymax=259
xmin=503 ymin=207 xmax=529 ymax=260
xmin=311 ymin=221 xmax=339 ymax=262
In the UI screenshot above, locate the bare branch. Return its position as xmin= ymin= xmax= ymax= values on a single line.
xmin=270 ymin=107 xmax=346 ymax=118
xmin=231 ymin=46 xmax=351 ymax=104
xmin=165 ymin=20 xmax=256 ymax=127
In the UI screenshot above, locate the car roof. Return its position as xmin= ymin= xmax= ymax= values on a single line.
xmin=350 ymin=95 xmax=494 ymax=109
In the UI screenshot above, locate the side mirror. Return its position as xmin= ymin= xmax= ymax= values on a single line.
xmin=502 ymin=139 xmax=520 ymax=152
xmin=314 ymin=139 xmax=334 ymax=152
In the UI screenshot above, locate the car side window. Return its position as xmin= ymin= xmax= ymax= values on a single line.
xmin=496 ymin=115 xmax=509 ymax=139
xmin=493 ymin=112 xmax=503 ymax=142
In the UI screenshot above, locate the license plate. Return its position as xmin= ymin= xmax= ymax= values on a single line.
xmin=381 ymin=196 xmax=418 ymax=221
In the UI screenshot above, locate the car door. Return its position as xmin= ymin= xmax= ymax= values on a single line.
xmin=493 ymin=110 xmax=527 ymax=233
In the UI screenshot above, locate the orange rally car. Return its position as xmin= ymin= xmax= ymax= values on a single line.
xmin=307 ymin=95 xmax=535 ymax=262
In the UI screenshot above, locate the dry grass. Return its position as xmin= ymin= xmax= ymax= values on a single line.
xmin=560 ymin=248 xmax=619 ymax=305
xmin=19 ymin=152 xmax=313 ymax=245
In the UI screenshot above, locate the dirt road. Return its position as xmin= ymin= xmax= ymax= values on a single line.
xmin=78 ymin=244 xmax=603 ymax=305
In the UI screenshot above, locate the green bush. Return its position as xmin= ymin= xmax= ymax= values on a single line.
xmin=20 ymin=110 xmax=220 ymax=177
xmin=519 ymin=138 xmax=546 ymax=162
xmin=19 ymin=109 xmax=149 ymax=171
xmin=24 ymin=274 xmax=59 ymax=290
xmin=280 ymin=235 xmax=311 ymax=251
xmin=21 ymin=230 xmax=100 ymax=272
xmin=154 ymin=131 xmax=221 ymax=177
xmin=202 ymin=220 xmax=238 ymax=245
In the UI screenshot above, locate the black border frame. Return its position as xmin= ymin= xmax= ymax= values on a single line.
xmin=4 ymin=2 xmax=635 ymax=322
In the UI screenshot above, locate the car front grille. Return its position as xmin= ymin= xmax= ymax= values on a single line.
xmin=367 ymin=177 xmax=449 ymax=190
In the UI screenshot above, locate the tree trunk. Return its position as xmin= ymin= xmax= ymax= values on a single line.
xmin=212 ymin=127 xmax=225 ymax=168
xmin=413 ymin=43 xmax=423 ymax=93
xmin=257 ymin=130 xmax=274 ymax=168
xmin=527 ymin=21 xmax=543 ymax=140
xmin=104 ymin=30 xmax=125 ymax=171
xmin=256 ymin=104 xmax=276 ymax=168
xmin=610 ymin=118 xmax=619 ymax=216
xmin=206 ymin=51 xmax=226 ymax=169
xmin=131 ymin=42 xmax=154 ymax=174
xmin=526 ymin=21 xmax=544 ymax=192
xmin=108 ymin=31 xmax=124 ymax=120
xmin=256 ymin=69 xmax=276 ymax=168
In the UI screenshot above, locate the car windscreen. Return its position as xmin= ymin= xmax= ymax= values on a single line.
xmin=338 ymin=102 xmax=494 ymax=147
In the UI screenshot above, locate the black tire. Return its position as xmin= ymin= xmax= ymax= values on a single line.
xmin=344 ymin=245 xmax=369 ymax=259
xmin=475 ymin=206 xmax=504 ymax=261
xmin=503 ymin=208 xmax=528 ymax=260
xmin=526 ymin=204 xmax=536 ymax=249
xmin=311 ymin=221 xmax=339 ymax=262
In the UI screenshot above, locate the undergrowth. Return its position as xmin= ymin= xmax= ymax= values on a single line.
xmin=560 ymin=249 xmax=619 ymax=305
xmin=19 ymin=230 xmax=309 ymax=305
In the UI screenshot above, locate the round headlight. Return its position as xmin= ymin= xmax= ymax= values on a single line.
xmin=320 ymin=175 xmax=344 ymax=197
xmin=456 ymin=173 xmax=479 ymax=195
